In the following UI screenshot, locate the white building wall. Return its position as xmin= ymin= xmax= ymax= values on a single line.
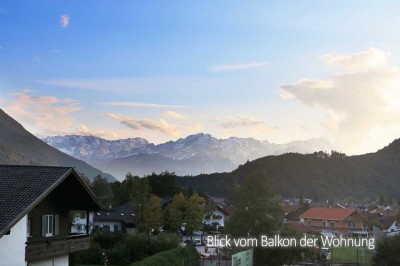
xmin=29 ymin=254 xmax=68 ymax=266
xmin=204 ymin=210 xmax=225 ymax=227
xmin=0 ymin=215 xmax=27 ymax=266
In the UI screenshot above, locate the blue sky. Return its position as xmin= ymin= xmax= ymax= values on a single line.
xmin=2 ymin=1 xmax=400 ymax=154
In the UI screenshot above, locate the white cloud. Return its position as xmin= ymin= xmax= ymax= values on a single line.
xmin=2 ymin=90 xmax=80 ymax=135
xmin=106 ymin=113 xmax=181 ymax=137
xmin=322 ymin=48 xmax=389 ymax=73
xmin=164 ymin=111 xmax=186 ymax=120
xmin=76 ymin=124 xmax=118 ymax=139
xmin=216 ymin=115 xmax=277 ymax=131
xmin=208 ymin=61 xmax=269 ymax=73
xmin=98 ymin=102 xmax=189 ymax=108
xmin=280 ymin=48 xmax=400 ymax=153
xmin=60 ymin=15 xmax=70 ymax=28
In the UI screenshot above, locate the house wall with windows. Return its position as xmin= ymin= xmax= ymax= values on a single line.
xmin=0 ymin=215 xmax=27 ymax=266
xmin=94 ymin=221 xmax=122 ymax=232
xmin=27 ymin=191 xmax=70 ymax=240
xmin=203 ymin=209 xmax=225 ymax=228
xmin=299 ymin=207 xmax=367 ymax=236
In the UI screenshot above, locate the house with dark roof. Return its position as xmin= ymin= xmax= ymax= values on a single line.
xmin=381 ymin=216 xmax=400 ymax=236
xmin=298 ymin=207 xmax=367 ymax=236
xmin=285 ymin=221 xmax=318 ymax=235
xmin=94 ymin=201 xmax=135 ymax=233
xmin=0 ymin=165 xmax=102 ymax=266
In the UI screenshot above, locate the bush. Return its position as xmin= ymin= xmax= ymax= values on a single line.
xmin=374 ymin=235 xmax=400 ymax=265
xmin=72 ymin=242 xmax=103 ymax=265
xmin=130 ymin=247 xmax=200 ymax=266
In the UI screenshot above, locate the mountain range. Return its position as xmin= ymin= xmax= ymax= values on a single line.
xmin=43 ymin=134 xmax=335 ymax=179
xmin=0 ymin=109 xmax=116 ymax=182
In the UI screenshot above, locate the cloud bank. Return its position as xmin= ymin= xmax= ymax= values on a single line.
xmin=280 ymin=48 xmax=400 ymax=153
xmin=107 ymin=113 xmax=180 ymax=137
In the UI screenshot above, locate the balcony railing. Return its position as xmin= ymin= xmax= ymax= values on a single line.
xmin=26 ymin=234 xmax=90 ymax=262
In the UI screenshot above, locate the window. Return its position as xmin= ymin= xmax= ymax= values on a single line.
xmin=42 ymin=214 xmax=59 ymax=237
xmin=114 ymin=225 xmax=119 ymax=232
xmin=330 ymin=221 xmax=335 ymax=227
xmin=322 ymin=221 xmax=327 ymax=227
xmin=27 ymin=218 xmax=32 ymax=237
xmin=307 ymin=220 xmax=312 ymax=226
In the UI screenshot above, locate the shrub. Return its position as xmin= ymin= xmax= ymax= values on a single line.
xmin=71 ymin=232 xmax=181 ymax=265
xmin=130 ymin=247 xmax=200 ymax=266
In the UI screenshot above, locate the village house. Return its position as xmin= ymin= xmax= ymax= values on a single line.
xmin=381 ymin=216 xmax=400 ymax=236
xmin=0 ymin=165 xmax=102 ymax=266
xmin=298 ymin=207 xmax=367 ymax=237
xmin=203 ymin=196 xmax=230 ymax=230
xmin=94 ymin=201 xmax=135 ymax=233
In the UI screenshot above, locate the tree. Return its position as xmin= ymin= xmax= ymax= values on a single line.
xmin=91 ymin=175 xmax=114 ymax=207
xmin=111 ymin=173 xmax=141 ymax=206
xmin=184 ymin=194 xmax=205 ymax=239
xmin=146 ymin=171 xmax=181 ymax=198
xmin=225 ymin=171 xmax=285 ymax=265
xmin=225 ymin=171 xmax=283 ymax=237
xmin=379 ymin=195 xmax=385 ymax=206
xmin=142 ymin=195 xmax=162 ymax=234
xmin=374 ymin=235 xmax=400 ymax=265
xmin=130 ymin=177 xmax=151 ymax=233
xmin=163 ymin=193 xmax=187 ymax=233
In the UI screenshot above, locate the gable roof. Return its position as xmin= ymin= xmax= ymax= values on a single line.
xmin=298 ymin=207 xmax=356 ymax=221
xmin=0 ymin=165 xmax=102 ymax=238
xmin=286 ymin=221 xmax=317 ymax=235
xmin=381 ymin=216 xmax=397 ymax=230
xmin=94 ymin=201 xmax=135 ymax=225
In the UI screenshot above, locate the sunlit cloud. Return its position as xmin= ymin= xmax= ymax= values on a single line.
xmin=76 ymin=124 xmax=118 ymax=139
xmin=208 ymin=61 xmax=269 ymax=73
xmin=322 ymin=48 xmax=389 ymax=73
xmin=60 ymin=15 xmax=70 ymax=28
xmin=164 ymin=111 xmax=186 ymax=120
xmin=106 ymin=113 xmax=181 ymax=137
xmin=216 ymin=115 xmax=278 ymax=131
xmin=98 ymin=102 xmax=189 ymax=108
xmin=1 ymin=90 xmax=80 ymax=135
xmin=281 ymin=48 xmax=400 ymax=153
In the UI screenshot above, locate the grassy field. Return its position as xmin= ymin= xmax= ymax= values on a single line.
xmin=330 ymin=246 xmax=374 ymax=265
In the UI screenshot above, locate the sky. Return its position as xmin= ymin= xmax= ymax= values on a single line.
xmin=1 ymin=1 xmax=400 ymax=154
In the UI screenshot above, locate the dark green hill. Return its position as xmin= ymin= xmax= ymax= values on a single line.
xmin=178 ymin=144 xmax=400 ymax=200
xmin=0 ymin=109 xmax=116 ymax=182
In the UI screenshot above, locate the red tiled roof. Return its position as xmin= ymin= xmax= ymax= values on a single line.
xmin=298 ymin=207 xmax=356 ymax=221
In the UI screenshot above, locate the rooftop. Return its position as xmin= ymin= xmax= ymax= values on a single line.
xmin=298 ymin=207 xmax=356 ymax=221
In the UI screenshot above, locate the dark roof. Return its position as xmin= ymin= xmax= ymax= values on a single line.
xmin=381 ymin=216 xmax=397 ymax=230
xmin=94 ymin=201 xmax=135 ymax=224
xmin=0 ymin=165 xmax=102 ymax=238
xmin=286 ymin=221 xmax=317 ymax=235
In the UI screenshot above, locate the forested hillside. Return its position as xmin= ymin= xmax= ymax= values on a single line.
xmin=178 ymin=141 xmax=400 ymax=201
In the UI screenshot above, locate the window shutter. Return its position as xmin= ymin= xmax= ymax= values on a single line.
xmin=42 ymin=215 xmax=47 ymax=236
xmin=54 ymin=215 xmax=59 ymax=236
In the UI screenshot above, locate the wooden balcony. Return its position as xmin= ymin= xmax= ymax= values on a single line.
xmin=26 ymin=234 xmax=90 ymax=262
